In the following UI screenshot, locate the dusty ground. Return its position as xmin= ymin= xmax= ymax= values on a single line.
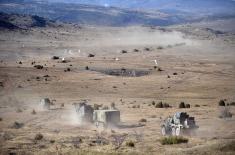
xmin=0 ymin=23 xmax=235 ymax=155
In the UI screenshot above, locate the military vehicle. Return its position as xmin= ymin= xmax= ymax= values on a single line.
xmin=93 ymin=110 xmax=120 ymax=128
xmin=74 ymin=102 xmax=94 ymax=124
xmin=40 ymin=98 xmax=51 ymax=110
xmin=161 ymin=112 xmax=198 ymax=136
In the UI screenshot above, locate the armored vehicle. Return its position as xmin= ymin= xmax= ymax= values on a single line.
xmin=40 ymin=98 xmax=51 ymax=110
xmin=93 ymin=110 xmax=120 ymax=128
xmin=161 ymin=112 xmax=198 ymax=136
xmin=74 ymin=102 xmax=94 ymax=124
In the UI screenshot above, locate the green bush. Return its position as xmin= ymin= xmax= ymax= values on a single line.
xmin=160 ymin=136 xmax=188 ymax=145
xmin=126 ymin=140 xmax=135 ymax=147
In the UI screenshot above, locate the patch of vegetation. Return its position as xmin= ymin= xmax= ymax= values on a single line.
xmin=195 ymin=104 xmax=200 ymax=107
xmin=229 ymin=102 xmax=235 ymax=106
xmin=160 ymin=136 xmax=188 ymax=145
xmin=126 ymin=140 xmax=135 ymax=147
xmin=179 ymin=102 xmax=186 ymax=108
xmin=139 ymin=118 xmax=147 ymax=123
xmin=185 ymin=104 xmax=190 ymax=108
xmin=35 ymin=133 xmax=43 ymax=140
xmin=156 ymin=101 xmax=163 ymax=108
xmin=0 ymin=117 xmax=2 ymax=121
xmin=218 ymin=100 xmax=226 ymax=106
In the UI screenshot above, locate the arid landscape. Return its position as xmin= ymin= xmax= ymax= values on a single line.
xmin=0 ymin=1 xmax=235 ymax=155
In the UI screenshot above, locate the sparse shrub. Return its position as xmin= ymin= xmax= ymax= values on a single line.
xmin=0 ymin=117 xmax=2 ymax=121
xmin=160 ymin=136 xmax=188 ymax=145
xmin=35 ymin=133 xmax=43 ymax=140
xmin=230 ymin=102 xmax=235 ymax=106
xmin=52 ymin=56 xmax=59 ymax=60
xmin=185 ymin=104 xmax=191 ymax=108
xmin=50 ymin=139 xmax=55 ymax=143
xmin=136 ymin=105 xmax=140 ymax=108
xmin=158 ymin=67 xmax=163 ymax=71
xmin=132 ymin=105 xmax=136 ymax=108
xmin=163 ymin=103 xmax=170 ymax=108
xmin=139 ymin=118 xmax=147 ymax=123
xmin=219 ymin=106 xmax=233 ymax=118
xmin=195 ymin=104 xmax=200 ymax=107
xmin=219 ymin=100 xmax=226 ymax=106
xmin=60 ymin=103 xmax=64 ymax=108
xmin=179 ymin=102 xmax=186 ymax=108
xmin=88 ymin=54 xmax=95 ymax=57
xmin=126 ymin=140 xmax=135 ymax=147
xmin=152 ymin=101 xmax=156 ymax=106
xmin=31 ymin=109 xmax=36 ymax=115
xmin=173 ymin=72 xmax=178 ymax=75
xmin=156 ymin=101 xmax=163 ymax=108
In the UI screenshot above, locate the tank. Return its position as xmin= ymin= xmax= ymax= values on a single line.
xmin=161 ymin=112 xmax=198 ymax=136
xmin=93 ymin=110 xmax=120 ymax=128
